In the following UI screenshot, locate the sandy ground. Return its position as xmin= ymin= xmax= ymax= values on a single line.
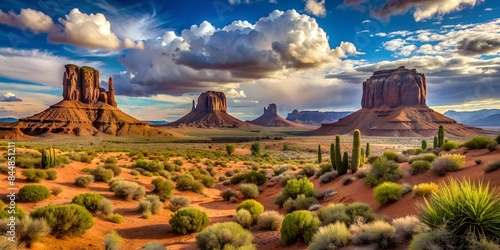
xmin=0 ymin=140 xmax=499 ymax=250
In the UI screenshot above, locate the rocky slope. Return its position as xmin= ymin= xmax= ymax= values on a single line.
xmin=248 ymin=104 xmax=300 ymax=127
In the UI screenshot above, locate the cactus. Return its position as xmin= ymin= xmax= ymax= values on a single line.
xmin=365 ymin=143 xmax=370 ymax=158
xmin=433 ymin=136 xmax=438 ymax=149
xmin=351 ymin=129 xmax=361 ymax=173
xmin=317 ymin=145 xmax=322 ymax=163
xmin=51 ymin=147 xmax=56 ymax=167
xmin=421 ymin=140 xmax=427 ymax=150
xmin=330 ymin=143 xmax=335 ymax=170
xmin=335 ymin=135 xmax=342 ymax=170
xmin=360 ymin=148 xmax=365 ymax=165
xmin=438 ymin=126 xmax=444 ymax=147
xmin=41 ymin=147 xmax=56 ymax=169
xmin=339 ymin=152 xmax=349 ymax=175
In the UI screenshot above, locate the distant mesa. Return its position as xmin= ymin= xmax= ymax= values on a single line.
xmin=444 ymin=109 xmax=500 ymax=127
xmin=286 ymin=110 xmax=351 ymax=125
xmin=168 ymin=91 xmax=253 ymax=128
xmin=247 ymin=103 xmax=300 ymax=127
xmin=309 ymin=66 xmax=487 ymax=137
xmin=0 ymin=64 xmax=170 ymax=139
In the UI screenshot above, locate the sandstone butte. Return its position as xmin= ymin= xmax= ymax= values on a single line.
xmin=168 ymin=91 xmax=253 ymax=128
xmin=0 ymin=65 xmax=170 ymax=139
xmin=247 ymin=103 xmax=300 ymax=127
xmin=309 ymin=66 xmax=489 ymax=137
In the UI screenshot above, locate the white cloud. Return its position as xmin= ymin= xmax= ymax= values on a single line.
xmin=0 ymin=8 xmax=53 ymax=33
xmin=0 ymin=92 xmax=22 ymax=102
xmin=375 ymin=32 xmax=387 ymax=37
xmin=362 ymin=19 xmax=371 ymax=23
xmin=304 ymin=0 xmax=326 ymax=17
xmin=226 ymin=89 xmax=247 ymax=98
xmin=485 ymin=8 xmax=493 ymax=11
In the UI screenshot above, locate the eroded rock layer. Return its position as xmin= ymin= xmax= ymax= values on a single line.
xmin=248 ymin=104 xmax=300 ymax=127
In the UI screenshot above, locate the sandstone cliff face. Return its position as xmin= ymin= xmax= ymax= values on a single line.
xmin=361 ymin=66 xmax=426 ymax=108
xmin=263 ymin=103 xmax=278 ymax=117
xmin=63 ymin=64 xmax=117 ymax=107
xmin=195 ymin=91 xmax=227 ymax=112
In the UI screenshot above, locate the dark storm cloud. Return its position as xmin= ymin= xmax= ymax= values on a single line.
xmin=457 ymin=37 xmax=500 ymax=56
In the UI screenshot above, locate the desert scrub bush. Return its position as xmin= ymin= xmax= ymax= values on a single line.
xmin=196 ymin=222 xmax=255 ymax=250
xmin=412 ymin=182 xmax=438 ymax=197
xmin=90 ymin=167 xmax=114 ymax=182
xmin=71 ymin=193 xmax=113 ymax=215
xmin=22 ymin=169 xmax=48 ymax=182
xmin=234 ymin=209 xmax=252 ymax=228
xmin=239 ymin=183 xmax=259 ymax=199
xmin=104 ymin=231 xmax=122 ymax=250
xmin=485 ymin=160 xmax=500 ymax=173
xmin=283 ymin=194 xmax=319 ymax=213
xmin=382 ymin=150 xmax=398 ymax=161
xmin=0 ymin=236 xmax=16 ymax=250
xmin=0 ymin=204 xmax=26 ymax=219
xmin=30 ymin=204 xmax=94 ymax=238
xmin=169 ymin=208 xmax=209 ymax=235
xmin=256 ymin=211 xmax=283 ymax=230
xmin=365 ymin=157 xmax=403 ymax=187
xmin=110 ymin=180 xmax=145 ymax=200
xmin=221 ymin=188 xmax=237 ymax=201
xmin=408 ymin=153 xmax=437 ymax=163
xmin=464 ymin=136 xmax=497 ymax=149
xmin=18 ymin=184 xmax=51 ymax=202
xmin=431 ymin=158 xmax=456 ymax=176
xmin=51 ymin=186 xmax=63 ymax=196
xmin=275 ymin=177 xmax=315 ymax=207
xmin=16 ymin=217 xmax=51 ymax=247
xmin=299 ymin=164 xmax=318 ymax=177
xmin=318 ymin=163 xmax=332 ymax=175
xmin=355 ymin=166 xmax=370 ymax=179
xmin=441 ymin=153 xmax=466 ymax=167
xmin=280 ymin=210 xmax=320 ymax=245
xmin=351 ymin=220 xmax=396 ymax=248
xmin=318 ymin=203 xmax=350 ymax=226
xmin=341 ymin=176 xmax=354 ymax=185
xmin=345 ymin=202 xmax=376 ymax=224
xmin=169 ymin=196 xmax=190 ymax=212
xmin=75 ymin=175 xmax=94 ymax=187
xmin=236 ymin=199 xmax=264 ymax=222
xmin=108 ymin=213 xmax=124 ymax=224
xmin=374 ymin=182 xmax=403 ymax=205
xmin=142 ymin=242 xmax=166 ymax=250
xmin=45 ymin=170 xmax=57 ymax=180
xmin=151 ymin=178 xmax=174 ymax=201
xmin=104 ymin=164 xmax=121 ymax=177
xmin=138 ymin=195 xmax=163 ymax=215
xmin=419 ymin=178 xmax=500 ymax=245
xmin=319 ymin=170 xmax=338 ymax=184
xmin=176 ymin=174 xmax=204 ymax=194
xmin=441 ymin=141 xmax=461 ymax=151
xmin=391 ymin=215 xmax=428 ymax=241
xmin=409 ymin=160 xmax=432 ymax=175
xmin=308 ymin=222 xmax=350 ymax=250
xmin=230 ymin=170 xmax=267 ymax=185
xmin=409 ymin=227 xmax=454 ymax=250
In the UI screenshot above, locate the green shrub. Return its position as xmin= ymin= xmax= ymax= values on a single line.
xmin=284 ymin=194 xmax=319 ymax=213
xmin=431 ymin=158 xmax=456 ymax=176
xmin=234 ymin=209 xmax=252 ymax=228
xmin=138 ymin=195 xmax=163 ymax=215
xmin=408 ymin=153 xmax=437 ymax=163
xmin=308 ymin=222 xmax=350 ymax=250
xmin=299 ymin=164 xmax=318 ymax=177
xmin=250 ymin=142 xmax=261 ymax=157
xmin=104 ymin=164 xmax=121 ymax=177
xmin=169 ymin=208 xmax=209 ymax=235
xmin=0 ymin=236 xmax=16 ymax=250
xmin=226 ymin=144 xmax=235 ymax=155
xmin=365 ymin=157 xmax=403 ymax=187
xmin=317 ymin=203 xmax=351 ymax=226
xmin=19 ymin=184 xmax=51 ymax=202
xmin=17 ymin=217 xmax=51 ymax=247
xmin=173 ymin=159 xmax=183 ymax=166
xmin=485 ymin=160 xmax=500 ymax=173
xmin=104 ymin=231 xmax=122 ymax=250
xmin=351 ymin=220 xmax=396 ymax=248
xmin=45 ymin=170 xmax=57 ymax=180
xmin=280 ymin=210 xmax=320 ymax=245
xmin=169 ymin=196 xmax=190 ymax=212
xmin=441 ymin=154 xmax=466 ymax=168
xmin=108 ymin=213 xmax=123 ymax=224
xmin=151 ymin=178 xmax=174 ymax=201
xmin=464 ymin=136 xmax=497 ymax=149
xmin=256 ymin=211 xmax=283 ymax=230
xmin=409 ymin=227 xmax=454 ymax=250
xmin=51 ymin=186 xmax=63 ymax=196
xmin=409 ymin=160 xmax=432 ymax=175
xmin=90 ymin=167 xmax=114 ymax=182
xmin=412 ymin=182 xmax=438 ymax=197
xmin=419 ymin=178 xmax=500 ymax=244
xmin=374 ymin=182 xmax=403 ymax=205
xmin=221 ymin=188 xmax=237 ymax=201
xmin=345 ymin=202 xmax=376 ymax=224
xmin=176 ymin=174 xmax=205 ymax=194
xmin=75 ymin=175 xmax=94 ymax=187
xmin=97 ymin=199 xmax=113 ymax=216
xmin=230 ymin=170 xmax=267 ymax=185
xmin=392 ymin=215 xmax=428 ymax=241
xmin=22 ymin=169 xmax=48 ymax=182
xmin=275 ymin=177 xmax=315 ymax=207
xmin=496 ymin=134 xmax=500 ymax=144
xmin=319 ymin=170 xmax=338 ymax=184
xmin=196 ymin=222 xmax=254 ymax=250
xmin=71 ymin=193 xmax=104 ymax=214
xmin=239 ymin=183 xmax=259 ymax=199
xmin=110 ymin=180 xmax=145 ymax=200
xmin=0 ymin=204 xmax=26 ymax=219
xmin=382 ymin=150 xmax=398 ymax=161
xmin=441 ymin=141 xmax=461 ymax=151
xmin=143 ymin=242 xmax=166 ymax=250
xmin=236 ymin=199 xmax=264 ymax=222
xmin=30 ymin=204 xmax=94 ymax=238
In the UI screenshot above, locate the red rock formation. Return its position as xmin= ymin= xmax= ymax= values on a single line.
xmin=107 ymin=77 xmax=117 ymax=107
xmin=195 ymin=91 xmax=227 ymax=112
xmin=361 ymin=66 xmax=426 ymax=108
xmin=248 ymin=104 xmax=300 ymax=127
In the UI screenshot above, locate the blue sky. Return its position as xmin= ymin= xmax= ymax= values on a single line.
xmin=0 ymin=0 xmax=499 ymax=121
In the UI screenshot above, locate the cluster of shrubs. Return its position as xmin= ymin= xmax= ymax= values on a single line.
xmin=431 ymin=154 xmax=466 ymax=176
xmin=30 ymin=204 xmax=94 ymax=238
xmin=230 ymin=170 xmax=267 ymax=186
xmin=365 ymin=157 xmax=403 ymax=187
xmin=71 ymin=193 xmax=113 ymax=216
xmin=75 ymin=175 xmax=94 ymax=187
xmin=169 ymin=196 xmax=190 ymax=212
xmin=109 ymin=179 xmax=145 ymax=200
xmin=464 ymin=136 xmax=497 ymax=150
xmin=22 ymin=169 xmax=57 ymax=182
xmin=175 ymin=174 xmax=205 ymax=194
xmin=151 ymin=178 xmax=174 ymax=201
xmin=275 ymin=177 xmax=315 ymax=208
xmin=138 ymin=195 xmax=163 ymax=218
xmin=18 ymin=185 xmax=51 ymax=202
xmin=239 ymin=183 xmax=259 ymax=199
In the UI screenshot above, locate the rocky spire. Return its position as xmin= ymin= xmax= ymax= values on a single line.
xmin=107 ymin=77 xmax=117 ymax=107
xmin=194 ymin=91 xmax=227 ymax=112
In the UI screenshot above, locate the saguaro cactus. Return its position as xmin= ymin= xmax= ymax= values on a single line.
xmin=438 ymin=126 xmax=445 ymax=147
xmin=433 ymin=136 xmax=438 ymax=149
xmin=338 ymin=152 xmax=349 ymax=175
xmin=365 ymin=143 xmax=370 ymax=158
xmin=335 ymin=135 xmax=342 ymax=170
xmin=351 ymin=129 xmax=361 ymax=173
xmin=317 ymin=145 xmax=322 ymax=163
xmin=330 ymin=143 xmax=335 ymax=170
xmin=421 ymin=140 xmax=427 ymax=150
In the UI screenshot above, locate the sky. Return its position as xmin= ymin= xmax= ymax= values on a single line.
xmin=0 ymin=0 xmax=499 ymax=121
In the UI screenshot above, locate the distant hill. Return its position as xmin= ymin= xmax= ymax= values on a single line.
xmin=286 ymin=110 xmax=351 ymax=125
xmin=468 ymin=113 xmax=500 ymax=126
xmin=146 ymin=120 xmax=170 ymax=125
xmin=444 ymin=109 xmax=500 ymax=125
xmin=0 ymin=117 xmax=18 ymax=123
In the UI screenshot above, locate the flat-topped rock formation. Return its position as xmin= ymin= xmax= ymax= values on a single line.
xmin=0 ymin=65 xmax=170 ymax=138
xmin=248 ymin=104 xmax=300 ymax=127
xmin=168 ymin=91 xmax=252 ymax=128
xmin=309 ymin=66 xmax=487 ymax=137
xmin=286 ymin=110 xmax=351 ymax=125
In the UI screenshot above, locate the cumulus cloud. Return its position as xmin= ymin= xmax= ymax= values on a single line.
xmin=383 ymin=38 xmax=416 ymax=56
xmin=304 ymin=0 xmax=326 ymax=17
xmin=0 ymin=92 xmax=22 ymax=102
xmin=226 ymin=89 xmax=247 ymax=98
xmin=114 ymin=9 xmax=360 ymax=97
xmin=0 ymin=8 xmax=53 ymax=33
xmin=457 ymin=37 xmax=500 ymax=56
